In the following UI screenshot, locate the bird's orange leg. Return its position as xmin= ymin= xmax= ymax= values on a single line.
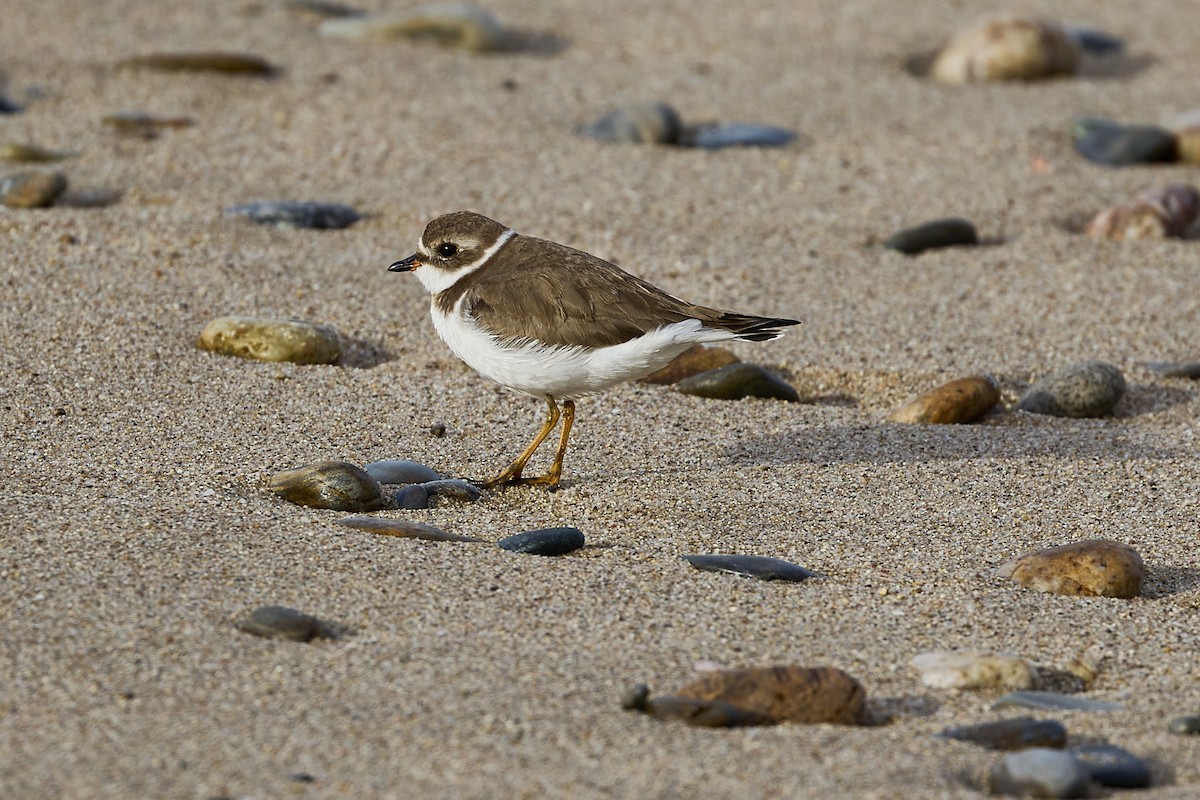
xmin=479 ymin=397 xmax=560 ymax=488
xmin=517 ymin=399 xmax=575 ymax=488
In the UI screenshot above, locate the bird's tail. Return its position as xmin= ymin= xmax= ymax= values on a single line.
xmin=713 ymin=312 xmax=801 ymax=342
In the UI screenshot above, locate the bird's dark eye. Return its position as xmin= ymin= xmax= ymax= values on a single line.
xmin=436 ymin=242 xmax=458 ymax=257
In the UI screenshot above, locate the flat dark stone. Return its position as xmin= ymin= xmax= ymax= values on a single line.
xmin=642 ymin=694 xmax=775 ymax=727
xmin=1065 ymin=26 xmax=1125 ymax=55
xmin=236 ymin=605 xmax=334 ymax=642
xmin=884 ymin=218 xmax=979 ymax=255
xmin=1073 ymin=117 xmax=1177 ymax=166
xmin=674 ymin=363 xmax=800 ymax=402
xmin=682 ymin=554 xmax=816 ymax=582
xmin=498 ymin=526 xmax=585 ymax=556
xmin=684 ymin=123 xmax=797 ymax=149
xmin=364 ymin=459 xmax=443 ymax=484
xmin=939 ymin=717 xmax=1067 ymax=751
xmin=1145 ymin=361 xmax=1200 ymax=379
xmin=334 ymin=516 xmax=479 ymax=542
xmin=1070 ymin=744 xmax=1151 ymax=789
xmin=993 ymin=691 xmax=1122 ymax=713
xmin=0 ymin=96 xmax=22 ymax=114
xmin=1168 ymin=714 xmax=1200 ymax=735
xmin=578 ymin=102 xmax=682 ymax=144
xmin=225 ymin=200 xmax=362 ymax=229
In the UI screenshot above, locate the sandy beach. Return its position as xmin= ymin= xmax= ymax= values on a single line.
xmin=3 ymin=0 xmax=1200 ymax=796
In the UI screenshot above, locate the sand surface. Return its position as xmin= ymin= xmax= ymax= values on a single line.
xmin=3 ymin=0 xmax=1200 ymax=797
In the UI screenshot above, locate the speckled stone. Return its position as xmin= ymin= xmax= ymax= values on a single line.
xmin=268 ymin=461 xmax=386 ymax=512
xmin=1070 ymin=744 xmax=1151 ymax=789
xmin=579 ymin=103 xmax=683 ymax=145
xmin=119 ymin=52 xmax=277 ymax=74
xmin=319 ymin=4 xmax=506 ymax=51
xmin=993 ymin=691 xmax=1122 ymax=713
xmin=1073 ymin=118 xmax=1177 ymax=166
xmin=682 ymin=554 xmax=816 ymax=582
xmin=0 ymin=171 xmax=68 ymax=208
xmin=930 ymin=15 xmax=1080 ymax=84
xmin=884 ymin=218 xmax=978 ymax=254
xmin=1016 ymin=361 xmax=1125 ymax=418
xmin=197 ymin=316 xmax=341 ymax=364
xmin=225 ymin=200 xmax=361 ymax=230
xmin=671 ymin=666 xmax=866 ymax=725
xmin=363 ymin=459 xmax=443 ymax=485
xmin=1085 ymin=185 xmax=1200 ymax=241
xmin=939 ymin=717 xmax=1067 ymax=751
xmin=498 ymin=527 xmax=585 ymax=556
xmin=998 ymin=539 xmax=1144 ymax=598
xmin=988 ymin=748 xmax=1090 ymax=799
xmin=886 ymin=374 xmax=999 ymax=423
xmin=912 ymin=651 xmax=1036 ymax=690
xmin=236 ymin=605 xmax=335 ymax=642
xmin=674 ymin=363 xmax=800 ymax=402
xmin=639 ymin=345 xmax=740 ymax=385
xmin=334 ymin=516 xmax=480 ymax=542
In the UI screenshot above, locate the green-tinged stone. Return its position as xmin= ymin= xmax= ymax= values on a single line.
xmin=236 ymin=605 xmax=335 ymax=642
xmin=0 ymin=171 xmax=67 ymax=208
xmin=0 ymin=142 xmax=72 ymax=163
xmin=939 ymin=717 xmax=1068 ymax=751
xmin=334 ymin=516 xmax=479 ymax=542
xmin=319 ymin=4 xmax=505 ymax=51
xmin=197 ymin=316 xmax=341 ymax=364
xmin=269 ymin=461 xmax=386 ymax=511
xmin=674 ymin=363 xmax=800 ymax=402
xmin=120 ymin=52 xmax=277 ymax=75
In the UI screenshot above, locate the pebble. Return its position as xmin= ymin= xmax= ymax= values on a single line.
xmin=626 ymin=691 xmax=774 ymax=728
xmin=119 ymin=52 xmax=277 ymax=75
xmin=279 ymin=0 xmax=362 ymax=17
xmin=682 ymin=123 xmax=797 ymax=149
xmin=987 ymin=748 xmax=1091 ymax=799
xmin=236 ymin=605 xmax=335 ymax=642
xmin=1070 ymin=744 xmax=1151 ymax=789
xmin=930 ymin=15 xmax=1080 ymax=84
xmin=1086 ymin=185 xmax=1200 ymax=241
xmin=1177 ymin=127 xmax=1200 ymax=165
xmin=1064 ymin=26 xmax=1125 ymax=55
xmin=102 ymin=112 xmax=196 ymax=137
xmin=420 ymin=479 xmax=481 ymax=502
xmin=0 ymin=96 xmax=22 ymax=114
xmin=993 ymin=690 xmax=1122 ymax=713
xmin=319 ymin=4 xmax=506 ymax=51
xmin=912 ymin=651 xmax=1036 ymax=690
xmin=997 ymin=539 xmax=1145 ymax=598
xmin=497 ymin=527 xmax=585 ymax=556
xmin=671 ymin=665 xmax=866 ymax=725
xmin=268 ymin=461 xmax=386 ymax=512
xmin=334 ymin=516 xmax=480 ymax=542
xmin=938 ymin=717 xmax=1067 ymax=751
xmin=579 ymin=102 xmax=683 ymax=145
xmin=1168 ymin=714 xmax=1200 ymax=735
xmin=225 ymin=200 xmax=362 ymax=230
xmin=1145 ymin=361 xmax=1200 ymax=379
xmin=363 ymin=459 xmax=443 ymax=484
xmin=197 ymin=316 xmax=342 ymax=364
xmin=0 ymin=143 xmax=71 ymax=163
xmin=1073 ymin=118 xmax=1177 ymax=166
xmin=681 ymin=554 xmax=816 ymax=582
xmin=394 ymin=484 xmax=429 ymax=510
xmin=884 ymin=218 xmax=979 ymax=254
xmin=0 ymin=171 xmax=68 ymax=208
xmin=674 ymin=363 xmax=800 ymax=402
xmin=639 ymin=345 xmax=740 ymax=385
xmin=1016 ymin=361 xmax=1125 ymax=418
xmin=886 ymin=374 xmax=999 ymax=424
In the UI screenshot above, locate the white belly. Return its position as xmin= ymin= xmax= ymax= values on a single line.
xmin=430 ymin=301 xmax=736 ymax=399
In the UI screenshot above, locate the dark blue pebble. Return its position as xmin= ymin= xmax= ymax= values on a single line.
xmin=884 ymin=218 xmax=979 ymax=254
xmin=1070 ymin=744 xmax=1152 ymax=789
xmin=939 ymin=717 xmax=1067 ymax=751
xmin=1073 ymin=118 xmax=1177 ymax=166
xmin=394 ymin=484 xmax=430 ymax=510
xmin=0 ymin=96 xmax=22 ymax=114
xmin=685 ymin=123 xmax=797 ymax=149
xmin=682 ymin=554 xmax=816 ymax=582
xmin=225 ymin=200 xmax=362 ymax=229
xmin=1066 ymin=26 xmax=1126 ymax=55
xmin=498 ymin=526 xmax=585 ymax=556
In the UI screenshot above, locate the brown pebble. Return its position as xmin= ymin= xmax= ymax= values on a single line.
xmin=639 ymin=345 xmax=741 ymax=385
xmin=0 ymin=171 xmax=68 ymax=208
xmin=998 ymin=539 xmax=1145 ymax=599
xmin=1085 ymin=185 xmax=1200 ymax=241
xmin=268 ymin=461 xmax=386 ymax=512
xmin=672 ymin=665 xmax=865 ymax=725
xmin=334 ymin=516 xmax=480 ymax=542
xmin=886 ymin=374 xmax=1000 ymax=424
xmin=119 ymin=52 xmax=277 ymax=75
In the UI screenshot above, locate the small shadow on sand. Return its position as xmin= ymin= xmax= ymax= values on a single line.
xmin=866 ymin=694 xmax=941 ymax=725
xmin=1141 ymin=565 xmax=1200 ymax=599
xmin=339 ymin=335 xmax=393 ymax=369
xmin=499 ymin=28 xmax=569 ymax=56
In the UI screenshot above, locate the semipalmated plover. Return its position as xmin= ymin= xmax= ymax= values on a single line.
xmin=390 ymin=211 xmax=799 ymax=488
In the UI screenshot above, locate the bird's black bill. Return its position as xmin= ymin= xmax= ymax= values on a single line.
xmin=388 ymin=254 xmax=421 ymax=272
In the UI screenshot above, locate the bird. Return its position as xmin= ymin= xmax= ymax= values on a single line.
xmin=389 ymin=211 xmax=799 ymax=488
